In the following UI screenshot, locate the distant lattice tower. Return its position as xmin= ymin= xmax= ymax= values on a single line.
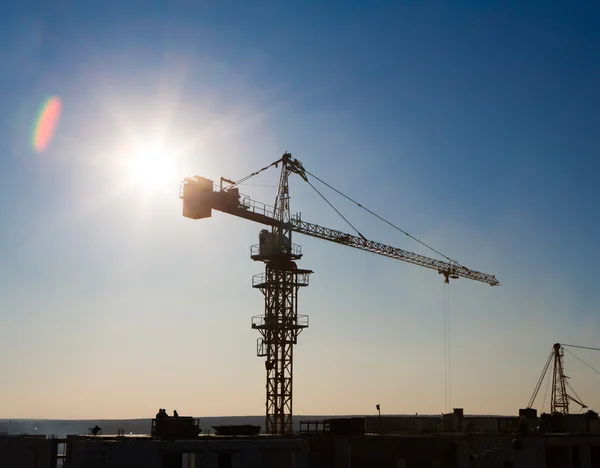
xmin=551 ymin=343 xmax=570 ymax=414
xmin=527 ymin=342 xmax=587 ymax=415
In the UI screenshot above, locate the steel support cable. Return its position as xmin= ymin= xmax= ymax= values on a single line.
xmin=227 ymin=160 xmax=459 ymax=266
xmin=564 ymin=348 xmax=600 ymax=377
xmin=305 ymin=179 xmax=365 ymax=240
xmin=529 ymin=352 xmax=553 ymax=408
xmin=304 ymin=169 xmax=457 ymax=264
xmin=562 ymin=344 xmax=600 ymax=353
xmin=227 ymin=159 xmax=282 ymax=189
xmin=564 ymin=380 xmax=586 ymax=408
xmin=541 ymin=363 xmax=552 ymax=412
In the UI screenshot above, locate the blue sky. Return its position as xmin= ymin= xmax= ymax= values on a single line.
xmin=0 ymin=1 xmax=599 ymax=419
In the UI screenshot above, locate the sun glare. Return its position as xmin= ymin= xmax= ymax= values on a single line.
xmin=126 ymin=141 xmax=177 ymax=193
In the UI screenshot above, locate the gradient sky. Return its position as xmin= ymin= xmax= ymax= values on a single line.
xmin=1 ymin=1 xmax=599 ymax=419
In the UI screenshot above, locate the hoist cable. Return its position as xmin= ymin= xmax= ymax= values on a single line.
xmin=446 ymin=284 xmax=452 ymax=412
xmin=443 ymin=285 xmax=448 ymax=413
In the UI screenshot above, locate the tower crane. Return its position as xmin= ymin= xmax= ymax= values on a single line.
xmin=180 ymin=152 xmax=500 ymax=435
xmin=528 ymin=343 xmax=587 ymax=415
xmin=528 ymin=343 xmax=600 ymax=415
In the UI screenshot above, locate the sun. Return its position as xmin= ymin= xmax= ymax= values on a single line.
xmin=125 ymin=141 xmax=178 ymax=193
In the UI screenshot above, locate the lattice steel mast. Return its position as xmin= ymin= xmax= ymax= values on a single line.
xmin=249 ymin=154 xmax=312 ymax=435
xmin=551 ymin=343 xmax=570 ymax=414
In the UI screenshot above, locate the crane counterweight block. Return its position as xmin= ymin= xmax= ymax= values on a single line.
xmin=181 ymin=176 xmax=215 ymax=220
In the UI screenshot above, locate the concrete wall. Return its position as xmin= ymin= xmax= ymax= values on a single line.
xmin=349 ymin=436 xmax=455 ymax=468
xmin=365 ymin=416 xmax=439 ymax=434
xmin=445 ymin=434 xmax=600 ymax=468
xmin=417 ymin=418 xmax=441 ymax=433
xmin=565 ymin=415 xmax=587 ymax=434
xmin=464 ymin=418 xmax=500 ymax=434
xmin=365 ymin=415 xmax=525 ymax=435
xmin=0 ymin=435 xmax=57 ymax=468
xmin=67 ymin=439 xmax=158 ymax=468
xmin=6 ymin=432 xmax=600 ymax=468
xmin=64 ymin=437 xmax=309 ymax=468
xmin=307 ymin=438 xmax=334 ymax=468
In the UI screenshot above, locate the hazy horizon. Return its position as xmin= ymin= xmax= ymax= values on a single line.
xmin=0 ymin=412 xmax=524 ymax=439
xmin=0 ymin=412 xmax=521 ymax=422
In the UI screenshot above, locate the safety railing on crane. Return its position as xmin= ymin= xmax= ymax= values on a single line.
xmin=251 ymin=314 xmax=309 ymax=329
xmin=251 ymin=271 xmax=310 ymax=288
xmin=239 ymin=195 xmax=275 ymax=218
xmin=250 ymin=243 xmax=303 ymax=259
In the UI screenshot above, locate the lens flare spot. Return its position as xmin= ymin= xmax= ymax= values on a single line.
xmin=32 ymin=96 xmax=62 ymax=153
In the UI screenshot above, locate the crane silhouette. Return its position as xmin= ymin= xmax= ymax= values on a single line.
xmin=181 ymin=152 xmax=499 ymax=435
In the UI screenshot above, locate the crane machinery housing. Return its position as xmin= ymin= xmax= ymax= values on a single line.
xmin=180 ymin=152 xmax=500 ymax=435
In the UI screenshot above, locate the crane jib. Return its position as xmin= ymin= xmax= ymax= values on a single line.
xmin=289 ymin=219 xmax=500 ymax=286
xmin=179 ymin=178 xmax=499 ymax=286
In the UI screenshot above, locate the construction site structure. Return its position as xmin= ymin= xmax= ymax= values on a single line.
xmin=180 ymin=152 xmax=499 ymax=435
xmin=528 ymin=343 xmax=587 ymax=415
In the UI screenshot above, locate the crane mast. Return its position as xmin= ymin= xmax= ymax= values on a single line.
xmin=551 ymin=343 xmax=570 ymax=414
xmin=249 ymin=154 xmax=312 ymax=435
xmin=180 ymin=153 xmax=499 ymax=435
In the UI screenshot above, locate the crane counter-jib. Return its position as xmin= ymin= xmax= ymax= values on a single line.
xmin=180 ymin=177 xmax=500 ymax=286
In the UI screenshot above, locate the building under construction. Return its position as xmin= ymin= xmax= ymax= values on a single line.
xmin=2 ymin=408 xmax=600 ymax=468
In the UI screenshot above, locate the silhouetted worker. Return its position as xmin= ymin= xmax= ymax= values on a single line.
xmin=173 ymin=410 xmax=179 ymax=418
